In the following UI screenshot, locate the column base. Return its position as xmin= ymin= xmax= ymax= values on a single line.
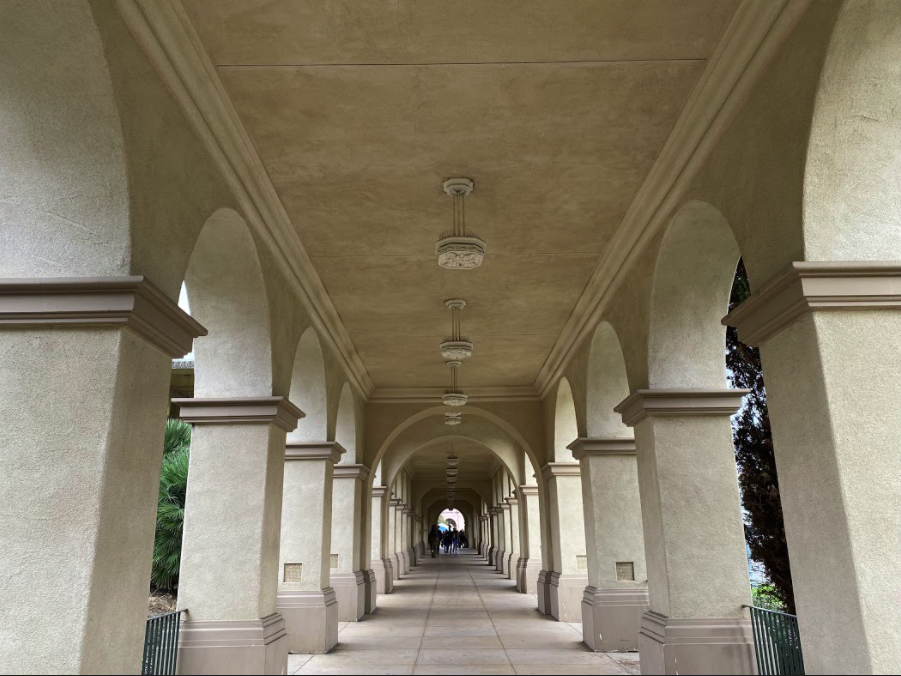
xmin=392 ymin=553 xmax=402 ymax=580
xmin=330 ymin=572 xmax=366 ymax=622
xmin=277 ymin=589 xmax=338 ymax=654
xmin=549 ymin=572 xmax=588 ymax=622
xmin=487 ymin=546 xmax=496 ymax=565
xmin=581 ymin=587 xmax=649 ymax=652
xmin=380 ymin=558 xmax=395 ymax=593
xmin=371 ymin=559 xmax=387 ymax=595
xmin=362 ymin=569 xmax=377 ymax=613
xmin=537 ymin=570 xmax=552 ymax=615
xmin=515 ymin=557 xmax=527 ymax=592
xmin=178 ymin=613 xmax=287 ymax=675
xmin=405 ymin=547 xmax=415 ymax=570
xmin=398 ymin=550 xmax=408 ymax=575
xmin=494 ymin=548 xmax=506 ymax=572
xmin=505 ymin=551 xmax=516 ymax=579
xmin=525 ymin=560 xmax=542 ymax=596
xmin=639 ymin=611 xmax=755 ymax=675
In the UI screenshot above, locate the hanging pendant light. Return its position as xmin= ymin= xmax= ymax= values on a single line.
xmin=440 ymin=298 xmax=473 ymax=360
xmin=436 ymin=178 xmax=486 ymax=269
xmin=442 ymin=360 xmax=468 ymax=406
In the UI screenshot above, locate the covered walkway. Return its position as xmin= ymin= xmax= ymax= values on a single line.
xmin=288 ymin=551 xmax=640 ymax=675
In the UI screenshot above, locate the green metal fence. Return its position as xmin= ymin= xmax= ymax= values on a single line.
xmin=142 ymin=609 xmax=185 ymax=675
xmin=745 ymin=605 xmax=805 ymax=675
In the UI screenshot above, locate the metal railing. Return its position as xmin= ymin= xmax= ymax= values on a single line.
xmin=744 ymin=605 xmax=805 ymax=675
xmin=142 ymin=609 xmax=185 ymax=675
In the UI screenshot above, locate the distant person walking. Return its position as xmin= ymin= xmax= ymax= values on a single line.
xmin=428 ymin=524 xmax=441 ymax=558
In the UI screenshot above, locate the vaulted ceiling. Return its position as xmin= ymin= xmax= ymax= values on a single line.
xmin=182 ymin=0 xmax=740 ymax=391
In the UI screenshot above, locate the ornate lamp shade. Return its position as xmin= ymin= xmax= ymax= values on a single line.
xmin=436 ymin=178 xmax=486 ymax=269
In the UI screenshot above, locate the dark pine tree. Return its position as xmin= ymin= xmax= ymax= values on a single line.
xmin=727 ymin=259 xmax=796 ymax=613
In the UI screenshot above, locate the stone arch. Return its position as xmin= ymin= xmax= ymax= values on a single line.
xmin=385 ymin=433 xmax=521 ymax=494
xmin=648 ymin=200 xmax=739 ymax=388
xmin=288 ymin=327 xmax=328 ymax=442
xmin=335 ymin=383 xmax=357 ymax=463
xmin=370 ymin=406 xmax=542 ymax=492
xmin=586 ymin=322 xmax=633 ymax=438
xmin=184 ymin=208 xmax=273 ymax=397
xmin=802 ymin=0 xmax=901 ymax=263
xmin=553 ymin=378 xmax=578 ymax=461
xmin=0 ymin=1 xmax=130 ymax=279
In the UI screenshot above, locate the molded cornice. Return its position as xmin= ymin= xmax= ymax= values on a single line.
xmin=116 ymin=0 xmax=374 ymax=398
xmin=722 ymin=262 xmax=901 ymax=345
xmin=534 ymin=0 xmax=812 ymax=399
xmin=285 ymin=441 xmax=346 ymax=464
xmin=174 ymin=396 xmax=304 ymax=431
xmin=370 ymin=386 xmax=539 ymax=403
xmin=0 ymin=276 xmax=206 ymax=358
xmin=567 ymin=437 xmax=637 ymax=460
xmin=614 ymin=389 xmax=748 ymax=428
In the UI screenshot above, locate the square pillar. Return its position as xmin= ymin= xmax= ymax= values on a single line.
xmin=569 ymin=438 xmax=649 ymax=652
xmin=541 ymin=463 xmax=588 ymax=622
xmin=491 ymin=507 xmax=505 ymax=571
xmin=176 ymin=397 xmax=304 ymax=675
xmin=370 ymin=487 xmax=393 ymax=594
xmin=725 ymin=262 xmax=901 ymax=674
xmin=616 ymin=389 xmax=754 ymax=675
xmin=502 ymin=501 xmax=516 ymax=578
xmin=402 ymin=507 xmax=414 ymax=572
xmin=506 ymin=498 xmax=521 ymax=582
xmin=517 ymin=486 xmax=542 ymax=595
xmin=277 ymin=442 xmax=344 ymax=654
xmin=0 ymin=277 xmax=204 ymax=673
xmin=487 ymin=509 xmax=498 ymax=566
xmin=330 ymin=464 xmax=370 ymax=622
xmin=388 ymin=498 xmax=402 ymax=580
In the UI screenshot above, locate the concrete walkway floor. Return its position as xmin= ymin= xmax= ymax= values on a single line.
xmin=287 ymin=550 xmax=641 ymax=675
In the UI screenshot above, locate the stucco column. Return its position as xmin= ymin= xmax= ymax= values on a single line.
xmin=330 ymin=464 xmax=369 ymax=622
xmin=517 ymin=486 xmax=542 ymax=595
xmin=541 ymin=463 xmax=588 ymax=622
xmin=277 ymin=442 xmax=343 ymax=654
xmin=177 ymin=397 xmax=303 ymax=675
xmin=569 ymin=438 xmax=649 ymax=652
xmin=0 ymin=278 xmax=204 ymax=673
xmin=616 ymin=389 xmax=753 ymax=675
xmin=393 ymin=499 xmax=406 ymax=578
xmin=359 ymin=482 xmax=378 ymax=615
xmin=403 ymin=508 xmax=415 ymax=570
xmin=370 ymin=487 xmax=394 ymax=594
xmin=725 ymin=262 xmax=901 ymax=675
xmin=492 ymin=507 xmax=505 ymax=571
xmin=477 ymin=515 xmax=487 ymax=557
xmin=501 ymin=502 xmax=515 ymax=576
xmin=505 ymin=498 xmax=520 ymax=582
xmin=387 ymin=498 xmax=400 ymax=580
xmin=487 ymin=510 xmax=498 ymax=565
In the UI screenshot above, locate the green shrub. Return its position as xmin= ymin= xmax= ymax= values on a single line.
xmin=151 ymin=419 xmax=191 ymax=591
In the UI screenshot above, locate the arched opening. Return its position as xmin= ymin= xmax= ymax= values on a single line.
xmin=586 ymin=322 xmax=632 ymax=438
xmin=288 ymin=328 xmax=328 ymax=442
xmin=335 ymin=383 xmax=357 ymax=463
xmin=648 ymin=200 xmax=738 ymax=387
xmin=553 ymin=377 xmax=578 ymax=461
xmin=184 ymin=208 xmax=273 ymax=397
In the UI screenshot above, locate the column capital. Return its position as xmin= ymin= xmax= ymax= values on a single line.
xmin=567 ymin=437 xmax=636 ymax=460
xmin=0 ymin=275 xmax=207 ymax=357
xmin=371 ymin=486 xmax=388 ymax=498
xmin=390 ymin=498 xmax=403 ymax=507
xmin=504 ymin=497 xmax=518 ymax=507
xmin=722 ymin=261 xmax=901 ymax=345
xmin=540 ymin=462 xmax=581 ymax=481
xmin=174 ymin=396 xmax=304 ymax=432
xmin=333 ymin=464 xmax=371 ymax=481
xmin=489 ymin=507 xmax=503 ymax=516
xmin=519 ymin=485 xmax=539 ymax=497
xmin=501 ymin=502 xmax=512 ymax=511
xmin=615 ymin=389 xmax=747 ymax=427
xmin=285 ymin=441 xmax=345 ymax=464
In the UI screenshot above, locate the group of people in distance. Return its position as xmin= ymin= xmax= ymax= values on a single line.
xmin=427 ymin=524 xmax=468 ymax=557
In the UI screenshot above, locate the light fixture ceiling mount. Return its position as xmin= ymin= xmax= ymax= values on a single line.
xmin=436 ymin=178 xmax=486 ymax=269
